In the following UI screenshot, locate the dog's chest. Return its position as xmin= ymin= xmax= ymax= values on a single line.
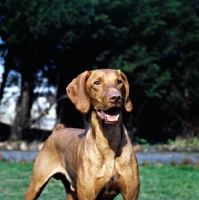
xmin=96 ymin=161 xmax=121 ymax=199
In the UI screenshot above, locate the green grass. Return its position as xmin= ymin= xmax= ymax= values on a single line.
xmin=0 ymin=162 xmax=199 ymax=200
xmin=139 ymin=165 xmax=199 ymax=200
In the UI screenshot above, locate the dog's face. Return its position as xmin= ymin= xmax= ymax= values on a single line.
xmin=66 ymin=69 xmax=132 ymax=124
xmin=86 ymin=69 xmax=130 ymax=124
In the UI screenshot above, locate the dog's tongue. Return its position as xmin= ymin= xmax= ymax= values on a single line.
xmin=102 ymin=111 xmax=118 ymax=122
xmin=100 ymin=110 xmax=119 ymax=123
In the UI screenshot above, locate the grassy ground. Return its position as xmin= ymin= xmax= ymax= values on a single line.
xmin=0 ymin=162 xmax=199 ymax=200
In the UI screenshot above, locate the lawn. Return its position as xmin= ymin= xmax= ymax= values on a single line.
xmin=0 ymin=162 xmax=198 ymax=200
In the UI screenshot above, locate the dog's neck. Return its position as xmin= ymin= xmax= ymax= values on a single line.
xmin=90 ymin=110 xmax=124 ymax=157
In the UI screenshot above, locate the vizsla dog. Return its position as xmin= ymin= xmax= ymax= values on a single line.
xmin=24 ymin=69 xmax=140 ymax=200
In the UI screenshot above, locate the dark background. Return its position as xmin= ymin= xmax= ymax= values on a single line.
xmin=0 ymin=0 xmax=199 ymax=143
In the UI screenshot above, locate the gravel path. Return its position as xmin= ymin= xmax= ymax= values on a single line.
xmin=136 ymin=152 xmax=199 ymax=164
xmin=0 ymin=151 xmax=199 ymax=164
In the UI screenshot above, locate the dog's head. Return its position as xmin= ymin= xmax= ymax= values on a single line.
xmin=66 ymin=69 xmax=132 ymax=124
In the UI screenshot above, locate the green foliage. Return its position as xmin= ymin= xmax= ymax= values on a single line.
xmin=108 ymin=0 xmax=199 ymax=137
xmin=0 ymin=0 xmax=199 ymax=139
xmin=168 ymin=136 xmax=199 ymax=149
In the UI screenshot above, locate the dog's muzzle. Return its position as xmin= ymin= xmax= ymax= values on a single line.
xmin=96 ymin=107 xmax=120 ymax=124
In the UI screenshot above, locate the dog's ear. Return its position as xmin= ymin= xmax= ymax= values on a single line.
xmin=118 ymin=70 xmax=133 ymax=112
xmin=66 ymin=71 xmax=91 ymax=114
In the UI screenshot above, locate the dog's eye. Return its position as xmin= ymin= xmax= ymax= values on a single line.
xmin=94 ymin=81 xmax=101 ymax=85
xmin=117 ymin=79 xmax=123 ymax=85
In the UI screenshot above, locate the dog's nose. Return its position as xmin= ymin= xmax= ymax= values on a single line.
xmin=109 ymin=92 xmax=122 ymax=103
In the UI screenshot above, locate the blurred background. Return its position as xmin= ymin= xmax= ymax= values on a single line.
xmin=0 ymin=0 xmax=198 ymax=144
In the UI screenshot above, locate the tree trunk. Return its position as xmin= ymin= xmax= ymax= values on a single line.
xmin=10 ymin=79 xmax=31 ymax=141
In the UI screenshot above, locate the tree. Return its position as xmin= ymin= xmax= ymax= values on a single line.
xmin=108 ymin=0 xmax=199 ymax=139
xmin=0 ymin=0 xmax=96 ymax=139
xmin=0 ymin=0 xmax=198 ymax=141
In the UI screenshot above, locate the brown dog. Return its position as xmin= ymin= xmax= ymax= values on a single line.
xmin=24 ymin=69 xmax=140 ymax=200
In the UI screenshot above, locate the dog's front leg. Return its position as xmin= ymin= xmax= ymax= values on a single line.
xmin=76 ymin=172 xmax=100 ymax=200
xmin=119 ymin=164 xmax=140 ymax=200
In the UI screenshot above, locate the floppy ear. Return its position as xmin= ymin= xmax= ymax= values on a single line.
xmin=66 ymin=71 xmax=91 ymax=114
xmin=118 ymin=70 xmax=133 ymax=112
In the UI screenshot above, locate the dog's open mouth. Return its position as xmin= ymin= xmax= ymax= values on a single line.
xmin=97 ymin=107 xmax=120 ymax=124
